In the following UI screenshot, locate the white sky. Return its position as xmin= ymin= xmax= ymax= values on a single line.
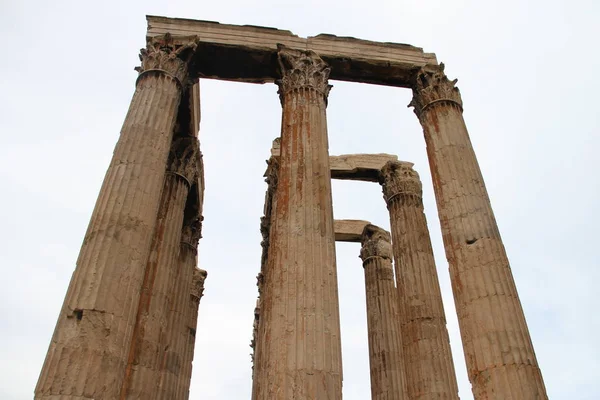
xmin=1 ymin=0 xmax=599 ymax=399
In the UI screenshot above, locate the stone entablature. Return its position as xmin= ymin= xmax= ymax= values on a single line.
xmin=146 ymin=15 xmax=437 ymax=87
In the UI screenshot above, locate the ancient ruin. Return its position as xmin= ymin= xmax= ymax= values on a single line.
xmin=35 ymin=15 xmax=548 ymax=400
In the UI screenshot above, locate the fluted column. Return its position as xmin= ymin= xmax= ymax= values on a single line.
xmin=254 ymin=45 xmax=343 ymax=400
xmin=181 ymin=267 xmax=207 ymax=400
xmin=121 ymin=137 xmax=201 ymax=399
xmin=156 ymin=214 xmax=202 ymax=399
xmin=380 ymin=161 xmax=459 ymax=400
xmin=250 ymin=298 xmax=260 ymax=384
xmin=35 ymin=34 xmax=198 ymax=400
xmin=409 ymin=64 xmax=547 ymax=399
xmin=252 ymin=153 xmax=279 ymax=400
xmin=360 ymin=224 xmax=408 ymax=400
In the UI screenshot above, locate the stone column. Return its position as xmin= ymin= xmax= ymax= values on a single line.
xmin=250 ymin=299 xmax=260 ymax=372
xmin=259 ymin=153 xmax=280 ymax=286
xmin=156 ymin=214 xmax=202 ymax=399
xmin=380 ymin=161 xmax=459 ymax=399
xmin=181 ymin=267 xmax=207 ymax=400
xmin=254 ymin=45 xmax=343 ymax=400
xmin=252 ymin=153 xmax=279 ymax=400
xmin=409 ymin=64 xmax=547 ymax=399
xmin=360 ymin=224 xmax=408 ymax=400
xmin=120 ymin=137 xmax=201 ymax=399
xmin=35 ymin=34 xmax=198 ymax=400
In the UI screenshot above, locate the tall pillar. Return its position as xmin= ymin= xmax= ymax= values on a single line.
xmin=380 ymin=161 xmax=459 ymax=399
xmin=254 ymin=45 xmax=343 ymax=400
xmin=250 ymin=299 xmax=260 ymax=378
xmin=181 ymin=267 xmax=207 ymax=400
xmin=359 ymin=224 xmax=408 ymax=400
xmin=120 ymin=136 xmax=201 ymax=399
xmin=252 ymin=153 xmax=279 ymax=400
xmin=35 ymin=34 xmax=198 ymax=400
xmin=156 ymin=214 xmax=203 ymax=399
xmin=409 ymin=64 xmax=547 ymax=399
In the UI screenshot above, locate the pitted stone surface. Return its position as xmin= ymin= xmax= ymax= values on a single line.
xmin=360 ymin=224 xmax=393 ymax=262
xmin=380 ymin=162 xmax=460 ymax=400
xmin=136 ymin=33 xmax=199 ymax=85
xmin=360 ymin=224 xmax=408 ymax=400
xmin=412 ymin=65 xmax=548 ymax=399
xmin=35 ymin=35 xmax=197 ymax=399
xmin=253 ymin=46 xmax=343 ymax=400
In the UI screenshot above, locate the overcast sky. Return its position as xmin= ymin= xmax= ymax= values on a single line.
xmin=1 ymin=0 xmax=599 ymax=399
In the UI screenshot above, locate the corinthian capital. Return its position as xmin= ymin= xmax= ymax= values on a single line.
xmin=167 ymin=137 xmax=201 ymax=187
xmin=181 ymin=217 xmax=203 ymax=249
xmin=135 ymin=33 xmax=199 ymax=86
xmin=191 ymin=268 xmax=207 ymax=301
xmin=360 ymin=224 xmax=393 ymax=262
xmin=276 ymin=45 xmax=332 ymax=101
xmin=379 ymin=161 xmax=423 ymax=205
xmin=409 ymin=63 xmax=462 ymax=117
xmin=265 ymin=155 xmax=279 ymax=192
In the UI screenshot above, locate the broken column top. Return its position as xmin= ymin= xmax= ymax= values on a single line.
xmin=360 ymin=224 xmax=393 ymax=262
xmin=380 ymin=160 xmax=422 ymax=203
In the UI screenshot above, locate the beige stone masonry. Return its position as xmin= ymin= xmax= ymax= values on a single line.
xmin=35 ymin=34 xmax=198 ymax=400
xmin=329 ymin=154 xmax=399 ymax=181
xmin=334 ymin=219 xmax=371 ymax=242
xmin=34 ymin=16 xmax=549 ymax=400
xmin=380 ymin=160 xmax=460 ymax=400
xmin=410 ymin=64 xmax=547 ymax=399
xmin=120 ymin=137 xmax=199 ymax=399
xmin=122 ymin=136 xmax=201 ymax=399
xmin=252 ymin=150 xmax=368 ymax=397
xmin=360 ymin=224 xmax=408 ymax=400
xmin=251 ymin=153 xmax=279 ymax=400
xmin=254 ymin=46 xmax=343 ymax=400
xmin=146 ymin=16 xmax=437 ymax=87
xmin=181 ymin=267 xmax=207 ymax=400
xmin=272 ymin=139 xmax=398 ymax=182
xmin=156 ymin=213 xmax=202 ymax=399
xmin=250 ymin=298 xmax=260 ymax=379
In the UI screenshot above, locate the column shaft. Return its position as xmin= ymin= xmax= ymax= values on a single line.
xmin=380 ymin=161 xmax=459 ymax=399
xmin=35 ymin=36 xmax=197 ymax=400
xmin=410 ymin=64 xmax=547 ymax=399
xmin=252 ymin=153 xmax=279 ymax=400
xmin=181 ymin=267 xmax=207 ymax=400
xmin=121 ymin=136 xmax=201 ymax=399
xmin=156 ymin=216 xmax=202 ymax=399
xmin=122 ymin=173 xmax=187 ymax=399
xmin=255 ymin=46 xmax=343 ymax=400
xmin=360 ymin=225 xmax=408 ymax=400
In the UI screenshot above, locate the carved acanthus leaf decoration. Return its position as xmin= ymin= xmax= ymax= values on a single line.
xmin=360 ymin=224 xmax=393 ymax=261
xmin=260 ymin=155 xmax=279 ymax=269
xmin=135 ymin=33 xmax=199 ymax=85
xmin=168 ymin=137 xmax=201 ymax=186
xmin=270 ymin=137 xmax=281 ymax=157
xmin=409 ymin=63 xmax=463 ymax=117
xmin=264 ymin=156 xmax=279 ymax=194
xmin=379 ymin=160 xmax=423 ymax=204
xmin=276 ymin=45 xmax=332 ymax=102
xmin=190 ymin=268 xmax=207 ymax=300
xmin=181 ymin=216 xmax=203 ymax=248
